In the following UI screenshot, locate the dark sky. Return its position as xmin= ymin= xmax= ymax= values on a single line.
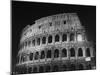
xmin=12 ymin=1 xmax=96 ymax=71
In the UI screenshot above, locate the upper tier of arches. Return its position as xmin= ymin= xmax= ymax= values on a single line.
xmin=20 ymin=13 xmax=84 ymax=43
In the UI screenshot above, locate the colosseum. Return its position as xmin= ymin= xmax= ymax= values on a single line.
xmin=15 ymin=13 xmax=96 ymax=74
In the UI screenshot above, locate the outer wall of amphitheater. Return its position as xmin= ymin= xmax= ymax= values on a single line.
xmin=16 ymin=13 xmax=96 ymax=74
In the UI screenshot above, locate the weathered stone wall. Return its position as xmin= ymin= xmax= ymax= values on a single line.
xmin=16 ymin=13 xmax=95 ymax=74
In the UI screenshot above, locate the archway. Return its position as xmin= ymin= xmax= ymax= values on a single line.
xmin=62 ymin=34 xmax=67 ymax=42
xmin=78 ymin=64 xmax=84 ymax=70
xmin=32 ymin=39 xmax=35 ymax=46
xmin=70 ymin=48 xmax=75 ymax=57
xmin=62 ymin=48 xmax=67 ymax=57
xmin=87 ymin=64 xmax=92 ymax=70
xmin=55 ymin=34 xmax=60 ymax=42
xmin=40 ymin=51 xmax=45 ymax=59
xmin=70 ymin=33 xmax=74 ymax=41
xmin=34 ymin=52 xmax=39 ymax=60
xmin=86 ymin=48 xmax=91 ymax=57
xmin=45 ymin=65 xmax=51 ymax=72
xmin=62 ymin=65 xmax=67 ymax=71
xmin=39 ymin=66 xmax=44 ymax=73
xmin=47 ymin=50 xmax=51 ymax=58
xmin=78 ymin=48 xmax=83 ymax=57
xmin=53 ymin=65 xmax=59 ymax=72
xmin=33 ymin=67 xmax=37 ymax=73
xmin=28 ymin=67 xmax=32 ymax=73
xmin=42 ymin=36 xmax=46 ymax=44
xmin=48 ymin=35 xmax=52 ymax=43
xmin=29 ymin=53 xmax=33 ymax=61
xmin=70 ymin=64 xmax=76 ymax=70
xmin=54 ymin=49 xmax=59 ymax=58
xmin=37 ymin=38 xmax=40 ymax=45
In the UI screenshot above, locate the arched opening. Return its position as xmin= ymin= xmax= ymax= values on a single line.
xmin=70 ymin=48 xmax=75 ymax=57
xmin=47 ymin=50 xmax=51 ymax=58
xmin=62 ymin=65 xmax=67 ymax=71
xmin=87 ymin=64 xmax=92 ymax=70
xmin=78 ymin=48 xmax=83 ymax=57
xmin=86 ymin=48 xmax=91 ymax=57
xmin=78 ymin=64 xmax=84 ymax=70
xmin=39 ymin=66 xmax=44 ymax=73
xmin=48 ymin=35 xmax=52 ymax=43
xmin=32 ymin=39 xmax=35 ymax=46
xmin=62 ymin=34 xmax=67 ymax=42
xmin=42 ymin=36 xmax=46 ymax=44
xmin=62 ymin=48 xmax=67 ymax=57
xmin=29 ymin=53 xmax=33 ymax=61
xmin=53 ymin=65 xmax=59 ymax=72
xmin=23 ymin=67 xmax=27 ymax=74
xmin=28 ymin=67 xmax=32 ymax=73
xmin=34 ymin=52 xmax=39 ymax=60
xmin=70 ymin=64 xmax=76 ymax=70
xmin=63 ymin=20 xmax=66 ymax=24
xmin=33 ymin=67 xmax=37 ymax=73
xmin=70 ymin=33 xmax=74 ymax=41
xmin=54 ymin=49 xmax=59 ymax=58
xmin=28 ymin=40 xmax=31 ymax=46
xmin=55 ymin=34 xmax=60 ymax=42
xmin=37 ymin=38 xmax=40 ymax=45
xmin=40 ymin=51 xmax=45 ymax=59
xmin=45 ymin=65 xmax=51 ymax=72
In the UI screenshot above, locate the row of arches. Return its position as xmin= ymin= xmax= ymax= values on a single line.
xmin=21 ymin=32 xmax=81 ymax=49
xmin=20 ymin=47 xmax=91 ymax=63
xmin=16 ymin=63 xmax=92 ymax=74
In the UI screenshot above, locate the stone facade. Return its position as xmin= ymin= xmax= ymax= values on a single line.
xmin=16 ymin=13 xmax=96 ymax=74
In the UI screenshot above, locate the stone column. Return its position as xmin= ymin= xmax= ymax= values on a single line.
xmin=67 ymin=32 xmax=70 ymax=42
xmin=45 ymin=49 xmax=47 ymax=61
xmin=67 ymin=47 xmax=69 ymax=59
xmin=38 ymin=51 xmax=40 ymax=62
xmin=59 ymin=33 xmax=62 ymax=43
xmin=40 ymin=36 xmax=42 ymax=46
xmin=19 ymin=55 xmax=21 ymax=64
xmin=90 ymin=47 xmax=93 ymax=57
xmin=67 ymin=47 xmax=70 ymax=59
xmin=59 ymin=47 xmax=62 ymax=59
xmin=52 ymin=34 xmax=54 ymax=45
xmin=35 ymin=38 xmax=37 ymax=46
xmin=75 ymin=31 xmax=77 ymax=42
xmin=52 ymin=47 xmax=54 ymax=60
xmin=75 ymin=47 xmax=78 ymax=59
xmin=83 ymin=47 xmax=86 ymax=57
xmin=33 ymin=52 xmax=34 ymax=62
xmin=46 ymin=34 xmax=48 ymax=45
